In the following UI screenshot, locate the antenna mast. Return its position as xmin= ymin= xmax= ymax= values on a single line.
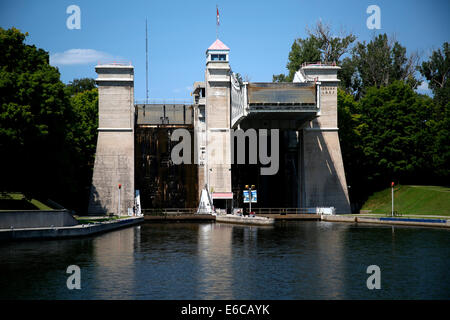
xmin=146 ymin=18 xmax=149 ymax=104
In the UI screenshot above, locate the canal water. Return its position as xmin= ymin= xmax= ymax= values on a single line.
xmin=0 ymin=221 xmax=449 ymax=299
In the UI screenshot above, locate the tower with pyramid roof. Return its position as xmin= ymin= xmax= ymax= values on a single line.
xmin=204 ymin=39 xmax=233 ymax=210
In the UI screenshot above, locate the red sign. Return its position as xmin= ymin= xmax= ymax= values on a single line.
xmin=212 ymin=192 xmax=233 ymax=199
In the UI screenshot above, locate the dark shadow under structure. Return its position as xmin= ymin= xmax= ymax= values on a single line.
xmin=231 ymin=130 xmax=299 ymax=210
xmin=134 ymin=104 xmax=198 ymax=209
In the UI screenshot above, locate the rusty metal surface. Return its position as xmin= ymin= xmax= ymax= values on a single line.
xmin=135 ymin=127 xmax=198 ymax=209
xmin=247 ymin=83 xmax=316 ymax=105
xmin=136 ymin=104 xmax=193 ymax=125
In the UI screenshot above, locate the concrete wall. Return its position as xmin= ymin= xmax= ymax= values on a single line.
xmin=298 ymin=66 xmax=351 ymax=213
xmin=0 ymin=210 xmax=78 ymax=229
xmin=193 ymin=84 xmax=207 ymax=200
xmin=0 ymin=217 xmax=143 ymax=240
xmin=205 ymin=55 xmax=232 ymax=196
xmin=88 ymin=64 xmax=135 ymax=215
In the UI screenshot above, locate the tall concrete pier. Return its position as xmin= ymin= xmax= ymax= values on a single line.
xmin=204 ymin=39 xmax=233 ymax=209
xmin=294 ymin=64 xmax=351 ymax=213
xmin=88 ymin=64 xmax=135 ymax=215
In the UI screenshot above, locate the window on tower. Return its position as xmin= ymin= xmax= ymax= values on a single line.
xmin=211 ymin=54 xmax=226 ymax=61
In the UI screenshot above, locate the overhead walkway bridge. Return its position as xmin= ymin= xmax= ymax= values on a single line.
xmin=231 ymin=74 xmax=320 ymax=130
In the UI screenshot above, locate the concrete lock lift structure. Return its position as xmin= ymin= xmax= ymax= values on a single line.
xmin=88 ymin=39 xmax=350 ymax=216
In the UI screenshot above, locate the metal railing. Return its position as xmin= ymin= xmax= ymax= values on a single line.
xmin=251 ymin=208 xmax=319 ymax=215
xmin=135 ymin=99 xmax=193 ymax=105
xmin=97 ymin=61 xmax=132 ymax=66
xmin=301 ymin=61 xmax=337 ymax=67
xmin=143 ymin=207 xmax=322 ymax=216
xmin=142 ymin=208 xmax=197 ymax=216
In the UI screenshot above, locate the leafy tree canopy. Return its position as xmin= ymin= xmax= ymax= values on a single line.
xmin=345 ymin=34 xmax=420 ymax=98
xmin=418 ymin=42 xmax=449 ymax=106
xmin=65 ymin=78 xmax=97 ymax=96
xmin=0 ymin=27 xmax=70 ymax=195
xmin=273 ymin=21 xmax=355 ymax=82
xmin=0 ymin=27 xmax=98 ymax=212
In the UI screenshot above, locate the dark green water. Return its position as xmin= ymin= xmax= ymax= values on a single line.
xmin=0 ymin=221 xmax=449 ymax=299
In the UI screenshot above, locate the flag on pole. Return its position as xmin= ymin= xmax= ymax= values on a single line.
xmin=216 ymin=6 xmax=220 ymax=26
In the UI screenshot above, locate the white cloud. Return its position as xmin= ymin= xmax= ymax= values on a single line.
xmin=417 ymin=81 xmax=429 ymax=91
xmin=416 ymin=80 xmax=433 ymax=96
xmin=172 ymin=86 xmax=194 ymax=94
xmin=50 ymin=49 xmax=115 ymax=66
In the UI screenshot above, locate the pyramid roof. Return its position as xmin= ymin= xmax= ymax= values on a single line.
xmin=207 ymin=39 xmax=230 ymax=51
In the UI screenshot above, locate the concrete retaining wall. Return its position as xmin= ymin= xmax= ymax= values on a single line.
xmin=259 ymin=214 xmax=321 ymax=220
xmin=321 ymin=215 xmax=356 ymax=223
xmin=0 ymin=217 xmax=143 ymax=241
xmin=355 ymin=216 xmax=450 ymax=228
xmin=216 ymin=214 xmax=274 ymax=226
xmin=320 ymin=215 xmax=449 ymax=228
xmin=0 ymin=210 xmax=78 ymax=229
xmin=144 ymin=214 xmax=215 ymax=222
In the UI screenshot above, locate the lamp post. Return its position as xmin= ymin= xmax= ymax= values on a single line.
xmin=245 ymin=185 xmax=255 ymax=215
xmin=118 ymin=183 xmax=122 ymax=217
xmin=391 ymin=181 xmax=394 ymax=217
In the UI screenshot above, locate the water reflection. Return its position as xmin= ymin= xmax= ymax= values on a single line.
xmin=312 ymin=222 xmax=349 ymax=299
xmin=0 ymin=222 xmax=448 ymax=299
xmin=91 ymin=226 xmax=138 ymax=299
xmin=196 ymin=223 xmax=275 ymax=299
xmin=197 ymin=223 xmax=233 ymax=298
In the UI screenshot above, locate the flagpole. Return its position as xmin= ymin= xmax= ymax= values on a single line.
xmin=216 ymin=5 xmax=218 ymax=39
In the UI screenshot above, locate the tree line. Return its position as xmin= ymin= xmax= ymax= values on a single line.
xmin=0 ymin=27 xmax=98 ymax=212
xmin=274 ymin=22 xmax=449 ymax=209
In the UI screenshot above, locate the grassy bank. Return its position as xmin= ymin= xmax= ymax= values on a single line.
xmin=361 ymin=185 xmax=450 ymax=216
xmin=0 ymin=192 xmax=53 ymax=210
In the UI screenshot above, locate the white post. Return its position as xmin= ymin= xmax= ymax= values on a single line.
xmin=391 ymin=182 xmax=394 ymax=217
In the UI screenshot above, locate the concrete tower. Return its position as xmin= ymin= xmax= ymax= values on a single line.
xmin=295 ymin=64 xmax=351 ymax=213
xmin=88 ymin=64 xmax=135 ymax=216
xmin=204 ymin=39 xmax=233 ymax=209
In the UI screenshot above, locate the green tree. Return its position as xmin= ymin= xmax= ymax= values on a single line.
xmin=337 ymin=88 xmax=371 ymax=206
xmin=357 ymin=81 xmax=437 ymax=187
xmin=68 ymin=88 xmax=98 ymax=169
xmin=273 ymin=37 xmax=320 ymax=82
xmin=430 ymin=101 xmax=450 ymax=180
xmin=65 ymin=88 xmax=98 ymax=210
xmin=338 ymin=81 xmax=445 ymax=208
xmin=65 ymin=78 xmax=97 ymax=96
xmin=273 ymin=22 xmax=355 ymax=82
xmin=0 ymin=28 xmax=99 ymax=212
xmin=418 ymin=42 xmax=450 ymax=179
xmin=338 ymin=57 xmax=360 ymax=95
xmin=0 ymin=27 xmax=71 ymax=198
xmin=307 ymin=21 xmax=356 ymax=63
xmin=348 ymin=34 xmax=420 ymax=98
xmin=418 ymin=42 xmax=449 ymax=105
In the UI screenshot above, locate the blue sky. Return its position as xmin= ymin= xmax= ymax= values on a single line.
xmin=1 ymin=0 xmax=449 ymax=100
